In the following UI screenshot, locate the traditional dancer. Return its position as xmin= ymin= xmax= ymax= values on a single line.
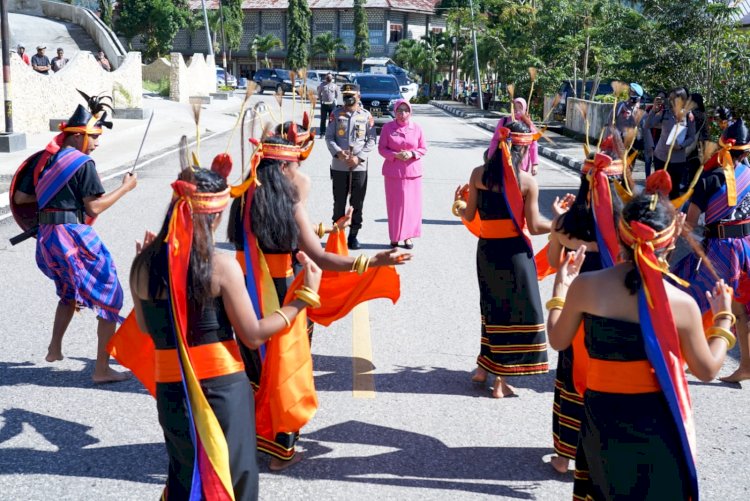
xmin=675 ymin=118 xmax=750 ymax=382
xmin=546 ymin=146 xmax=625 ymax=476
xmin=548 ymin=191 xmax=733 ymax=500
xmin=489 ymin=97 xmax=539 ymax=175
xmin=378 ymin=98 xmax=428 ymax=249
xmin=453 ymin=121 xmax=565 ymax=398
xmin=228 ymin=123 xmax=408 ymax=469
xmin=129 ymin=152 xmax=322 ymax=500
xmin=10 ymin=91 xmax=136 ymax=382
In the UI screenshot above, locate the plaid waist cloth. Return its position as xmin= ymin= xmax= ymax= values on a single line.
xmin=35 ymin=224 xmax=124 ymax=323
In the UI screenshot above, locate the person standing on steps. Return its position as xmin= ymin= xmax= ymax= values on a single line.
xmin=326 ymin=83 xmax=376 ymax=250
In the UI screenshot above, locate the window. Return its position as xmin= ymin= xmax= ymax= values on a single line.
xmin=340 ymin=22 xmax=354 ymax=46
xmin=369 ymin=23 xmax=385 ymax=47
xmin=389 ymin=24 xmax=402 ymax=43
xmin=315 ymin=22 xmax=334 ymax=33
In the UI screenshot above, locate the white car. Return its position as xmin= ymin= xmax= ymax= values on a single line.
xmin=400 ymin=83 xmax=418 ymax=102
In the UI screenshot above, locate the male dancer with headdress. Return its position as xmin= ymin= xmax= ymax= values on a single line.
xmin=675 ymin=119 xmax=750 ymax=383
xmin=11 ymin=91 xmax=137 ymax=382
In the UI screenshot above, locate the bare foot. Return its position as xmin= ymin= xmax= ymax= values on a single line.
xmin=719 ymin=368 xmax=750 ymax=384
xmin=92 ymin=369 xmax=130 ymax=384
xmin=492 ymin=377 xmax=517 ymax=398
xmin=550 ymin=455 xmax=570 ymax=473
xmin=269 ymin=453 xmax=303 ymax=472
xmin=471 ymin=367 xmax=488 ymax=383
xmin=45 ymin=349 xmax=64 ymax=362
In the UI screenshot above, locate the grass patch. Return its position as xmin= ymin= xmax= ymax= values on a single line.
xmin=143 ymin=78 xmax=170 ymax=97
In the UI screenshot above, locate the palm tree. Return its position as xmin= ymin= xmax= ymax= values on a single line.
xmin=251 ymin=34 xmax=283 ymax=69
xmin=393 ymin=39 xmax=421 ymax=71
xmin=311 ymin=33 xmax=346 ymax=69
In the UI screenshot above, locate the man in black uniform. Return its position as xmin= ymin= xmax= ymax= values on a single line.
xmin=325 ymin=83 xmax=376 ymax=249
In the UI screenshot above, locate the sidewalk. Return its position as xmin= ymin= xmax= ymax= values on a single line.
xmin=430 ymin=99 xmax=646 ymax=183
xmin=0 ymin=91 xmax=247 ymax=215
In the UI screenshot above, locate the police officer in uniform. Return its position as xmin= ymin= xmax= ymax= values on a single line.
xmin=325 ymin=83 xmax=376 ymax=250
xmin=317 ymin=73 xmax=340 ymax=137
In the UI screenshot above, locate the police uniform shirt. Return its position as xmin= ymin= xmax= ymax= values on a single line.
xmin=318 ymin=82 xmax=340 ymax=105
xmin=325 ymin=106 xmax=376 ymax=173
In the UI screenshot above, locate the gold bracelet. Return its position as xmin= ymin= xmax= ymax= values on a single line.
xmin=545 ymin=297 xmax=566 ymax=311
xmin=295 ymin=288 xmax=321 ymax=309
xmin=712 ymin=311 xmax=737 ymax=327
xmin=706 ymin=326 xmax=737 ymax=350
xmin=316 ymin=222 xmax=326 ymax=239
xmin=273 ymin=309 xmax=291 ymax=328
xmin=352 ymin=254 xmax=369 ymax=275
xmin=452 ymin=200 xmax=467 ymax=217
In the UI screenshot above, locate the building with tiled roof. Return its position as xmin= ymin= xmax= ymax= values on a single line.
xmin=157 ymin=0 xmax=446 ymax=76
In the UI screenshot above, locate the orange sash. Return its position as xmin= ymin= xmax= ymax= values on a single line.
xmin=155 ymin=341 xmax=244 ymax=383
xmin=586 ymin=359 xmax=660 ymax=394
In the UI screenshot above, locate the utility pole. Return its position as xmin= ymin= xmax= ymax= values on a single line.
xmin=451 ymin=35 xmax=458 ymax=100
xmin=1 ymin=0 xmax=12 ymax=132
xmin=199 ymin=0 xmax=214 ymax=58
xmin=218 ymin=0 xmax=228 ymax=87
xmin=0 ymin=0 xmax=25 ymax=152
xmin=468 ymin=0 xmax=483 ymax=111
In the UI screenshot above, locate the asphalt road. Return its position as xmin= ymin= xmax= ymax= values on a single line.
xmin=0 ymin=102 xmax=747 ymax=500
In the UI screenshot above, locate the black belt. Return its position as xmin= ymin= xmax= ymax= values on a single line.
xmin=38 ymin=210 xmax=83 ymax=225
xmin=704 ymin=221 xmax=750 ymax=239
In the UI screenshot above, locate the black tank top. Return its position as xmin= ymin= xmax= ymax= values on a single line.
xmin=139 ymin=297 xmax=234 ymax=350
xmin=477 ymin=189 xmax=512 ymax=220
xmin=583 ymin=313 xmax=648 ymax=362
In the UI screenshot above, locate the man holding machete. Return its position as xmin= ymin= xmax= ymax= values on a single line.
xmin=9 ymin=91 xmax=137 ymax=383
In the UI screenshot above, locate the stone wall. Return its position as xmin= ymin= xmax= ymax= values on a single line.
xmin=565 ymin=97 xmax=613 ymax=141
xmin=169 ymin=53 xmax=217 ymax=103
xmin=143 ymin=57 xmax=171 ymax=83
xmin=1 ymin=51 xmax=143 ymax=134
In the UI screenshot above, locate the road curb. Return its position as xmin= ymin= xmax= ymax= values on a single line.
xmin=430 ymin=101 xmax=584 ymax=173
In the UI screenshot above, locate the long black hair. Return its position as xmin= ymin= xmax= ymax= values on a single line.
xmin=132 ymin=167 xmax=228 ymax=311
xmin=227 ymin=136 xmax=299 ymax=252
xmin=620 ymin=192 xmax=675 ymax=294
xmin=556 ymin=173 xmax=623 ymax=242
xmin=482 ymin=121 xmax=531 ymax=191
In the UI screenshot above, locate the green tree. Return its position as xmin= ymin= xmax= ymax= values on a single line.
xmin=311 ymin=33 xmax=347 ymax=69
xmin=98 ymin=0 xmax=113 ymax=28
xmin=252 ymin=34 xmax=283 ymax=69
xmin=353 ymin=0 xmax=370 ymax=64
xmin=286 ymin=0 xmax=312 ymax=70
xmin=115 ymin=0 xmax=190 ymax=60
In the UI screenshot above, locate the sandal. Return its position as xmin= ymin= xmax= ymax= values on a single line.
xmin=390 ymin=241 xmax=399 ymax=248
xmin=404 ymin=239 xmax=414 ymax=249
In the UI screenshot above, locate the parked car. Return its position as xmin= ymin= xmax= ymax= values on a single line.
xmin=362 ymin=61 xmax=418 ymax=102
xmin=352 ymin=73 xmax=402 ymax=130
xmin=216 ymin=68 xmax=237 ymax=88
xmin=253 ymin=68 xmax=302 ymax=94
xmin=237 ymin=77 xmax=248 ymax=89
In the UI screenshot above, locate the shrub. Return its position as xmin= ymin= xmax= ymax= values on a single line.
xmin=143 ymin=78 xmax=170 ymax=97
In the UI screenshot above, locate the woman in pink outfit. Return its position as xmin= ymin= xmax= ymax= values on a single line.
xmin=378 ymin=99 xmax=427 ymax=249
xmin=488 ymin=97 xmax=539 ymax=175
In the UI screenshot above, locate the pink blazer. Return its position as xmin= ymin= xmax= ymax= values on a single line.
xmin=378 ymin=120 xmax=427 ymax=178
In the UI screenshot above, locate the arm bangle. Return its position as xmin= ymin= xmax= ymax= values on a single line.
xmin=712 ymin=311 xmax=737 ymax=327
xmin=706 ymin=326 xmax=737 ymax=350
xmin=273 ymin=309 xmax=291 ymax=328
xmin=545 ymin=297 xmax=566 ymax=311
xmin=452 ymin=200 xmax=467 ymax=218
xmin=295 ymin=287 xmax=321 ymax=309
xmin=352 ymin=254 xmax=370 ymax=275
xmin=316 ymin=222 xmax=326 ymax=239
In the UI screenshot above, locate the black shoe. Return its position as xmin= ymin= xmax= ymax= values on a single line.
xmin=348 ymin=237 xmax=360 ymax=250
xmin=390 ymin=241 xmax=399 ymax=248
xmin=404 ymin=239 xmax=414 ymax=250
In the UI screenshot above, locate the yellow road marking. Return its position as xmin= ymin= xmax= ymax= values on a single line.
xmin=352 ymin=302 xmax=375 ymax=398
